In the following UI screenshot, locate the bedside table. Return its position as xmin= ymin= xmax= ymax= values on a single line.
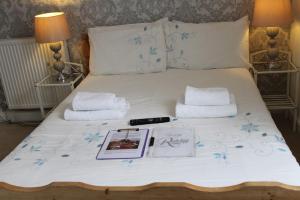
xmin=35 ymin=62 xmax=84 ymax=118
xmin=250 ymin=50 xmax=299 ymax=132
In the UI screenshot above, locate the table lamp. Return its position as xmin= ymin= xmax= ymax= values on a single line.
xmin=252 ymin=0 xmax=293 ymax=69
xmin=35 ymin=12 xmax=71 ymax=82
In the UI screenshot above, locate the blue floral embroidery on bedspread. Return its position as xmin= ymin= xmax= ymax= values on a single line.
xmin=20 ymin=136 xmax=33 ymax=149
xmin=213 ymin=152 xmax=227 ymax=160
xmin=84 ymin=132 xmax=103 ymax=143
xmin=196 ymin=141 xmax=204 ymax=148
xmin=277 ymin=148 xmax=287 ymax=152
xmin=121 ymin=159 xmax=134 ymax=167
xmin=34 ymin=159 xmax=46 ymax=166
xmin=240 ymin=123 xmax=259 ymax=133
xmin=274 ymin=135 xmax=286 ymax=144
xmin=30 ymin=145 xmax=42 ymax=152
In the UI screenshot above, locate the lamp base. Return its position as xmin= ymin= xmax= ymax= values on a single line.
xmin=266 ymin=27 xmax=280 ymax=68
xmin=49 ymin=42 xmax=66 ymax=82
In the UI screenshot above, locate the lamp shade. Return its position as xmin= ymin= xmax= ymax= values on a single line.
xmin=252 ymin=0 xmax=293 ymax=27
xmin=35 ymin=12 xmax=70 ymax=43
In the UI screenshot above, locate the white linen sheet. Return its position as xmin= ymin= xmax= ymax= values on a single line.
xmin=0 ymin=68 xmax=300 ymax=188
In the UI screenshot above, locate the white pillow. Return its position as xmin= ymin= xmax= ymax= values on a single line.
xmin=89 ymin=19 xmax=167 ymax=75
xmin=164 ymin=16 xmax=250 ymax=69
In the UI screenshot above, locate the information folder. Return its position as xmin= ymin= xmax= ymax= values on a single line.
xmin=150 ymin=127 xmax=195 ymax=158
xmin=96 ymin=129 xmax=149 ymax=160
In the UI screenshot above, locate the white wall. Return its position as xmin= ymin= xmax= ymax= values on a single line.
xmin=291 ymin=0 xmax=300 ymax=66
xmin=291 ymin=22 xmax=300 ymax=66
xmin=290 ymin=0 xmax=300 ymax=126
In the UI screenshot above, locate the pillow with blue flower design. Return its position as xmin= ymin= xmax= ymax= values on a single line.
xmin=89 ymin=18 xmax=168 ymax=75
xmin=164 ymin=16 xmax=250 ymax=70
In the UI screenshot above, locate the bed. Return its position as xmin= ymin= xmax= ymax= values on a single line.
xmin=1 ymin=67 xmax=300 ymax=199
xmin=1 ymin=11 xmax=300 ymax=199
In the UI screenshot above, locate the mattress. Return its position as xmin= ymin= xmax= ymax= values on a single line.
xmin=0 ymin=68 xmax=300 ymax=188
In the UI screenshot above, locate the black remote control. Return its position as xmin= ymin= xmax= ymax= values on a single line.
xmin=129 ymin=117 xmax=170 ymax=126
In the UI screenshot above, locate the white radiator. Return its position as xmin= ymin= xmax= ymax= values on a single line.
xmin=0 ymin=37 xmax=70 ymax=109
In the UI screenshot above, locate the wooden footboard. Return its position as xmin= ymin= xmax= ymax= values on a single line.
xmin=1 ymin=182 xmax=300 ymax=200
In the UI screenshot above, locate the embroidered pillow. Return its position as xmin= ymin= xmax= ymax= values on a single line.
xmin=89 ymin=19 xmax=167 ymax=75
xmin=164 ymin=16 xmax=250 ymax=69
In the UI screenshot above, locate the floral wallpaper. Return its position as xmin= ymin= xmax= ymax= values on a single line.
xmin=0 ymin=0 xmax=290 ymax=112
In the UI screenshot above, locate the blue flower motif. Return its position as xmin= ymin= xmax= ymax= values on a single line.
xmin=241 ymin=123 xmax=259 ymax=133
xmin=274 ymin=135 xmax=286 ymax=144
xmin=30 ymin=145 xmax=42 ymax=152
xmin=20 ymin=136 xmax=33 ymax=150
xmin=149 ymin=47 xmax=157 ymax=55
xmin=214 ymin=152 xmax=227 ymax=160
xmin=122 ymin=159 xmax=134 ymax=166
xmin=196 ymin=141 xmax=204 ymax=148
xmin=181 ymin=32 xmax=189 ymax=40
xmin=84 ymin=132 xmax=103 ymax=143
xmin=133 ymin=36 xmax=142 ymax=45
xmin=278 ymin=148 xmax=286 ymax=152
xmin=34 ymin=159 xmax=46 ymax=166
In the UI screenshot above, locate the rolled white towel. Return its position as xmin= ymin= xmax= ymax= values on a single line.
xmin=64 ymin=107 xmax=128 ymax=121
xmin=176 ymin=94 xmax=237 ymax=118
xmin=185 ymin=86 xmax=230 ymax=106
xmin=72 ymin=92 xmax=129 ymax=111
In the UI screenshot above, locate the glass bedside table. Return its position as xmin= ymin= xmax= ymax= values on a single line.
xmin=35 ymin=62 xmax=84 ymax=118
xmin=250 ymin=50 xmax=299 ymax=132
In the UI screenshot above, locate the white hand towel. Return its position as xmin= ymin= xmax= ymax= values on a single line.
xmin=72 ymin=92 xmax=129 ymax=111
xmin=176 ymin=94 xmax=237 ymax=118
xmin=185 ymin=86 xmax=230 ymax=106
xmin=64 ymin=107 xmax=128 ymax=121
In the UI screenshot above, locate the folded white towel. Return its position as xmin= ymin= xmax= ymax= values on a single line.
xmin=185 ymin=86 xmax=230 ymax=106
xmin=64 ymin=107 xmax=128 ymax=121
xmin=176 ymin=94 xmax=237 ymax=118
xmin=72 ymin=92 xmax=129 ymax=111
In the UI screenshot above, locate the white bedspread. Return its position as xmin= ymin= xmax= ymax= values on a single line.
xmin=0 ymin=68 xmax=300 ymax=188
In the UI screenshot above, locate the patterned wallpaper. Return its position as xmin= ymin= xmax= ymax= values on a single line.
xmin=0 ymin=0 xmax=290 ymax=112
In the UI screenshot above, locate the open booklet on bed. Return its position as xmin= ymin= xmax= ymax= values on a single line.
xmin=150 ymin=128 xmax=195 ymax=158
xmin=96 ymin=129 xmax=149 ymax=160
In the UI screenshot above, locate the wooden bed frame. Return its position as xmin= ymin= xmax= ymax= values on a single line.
xmin=1 ymin=182 xmax=300 ymax=200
